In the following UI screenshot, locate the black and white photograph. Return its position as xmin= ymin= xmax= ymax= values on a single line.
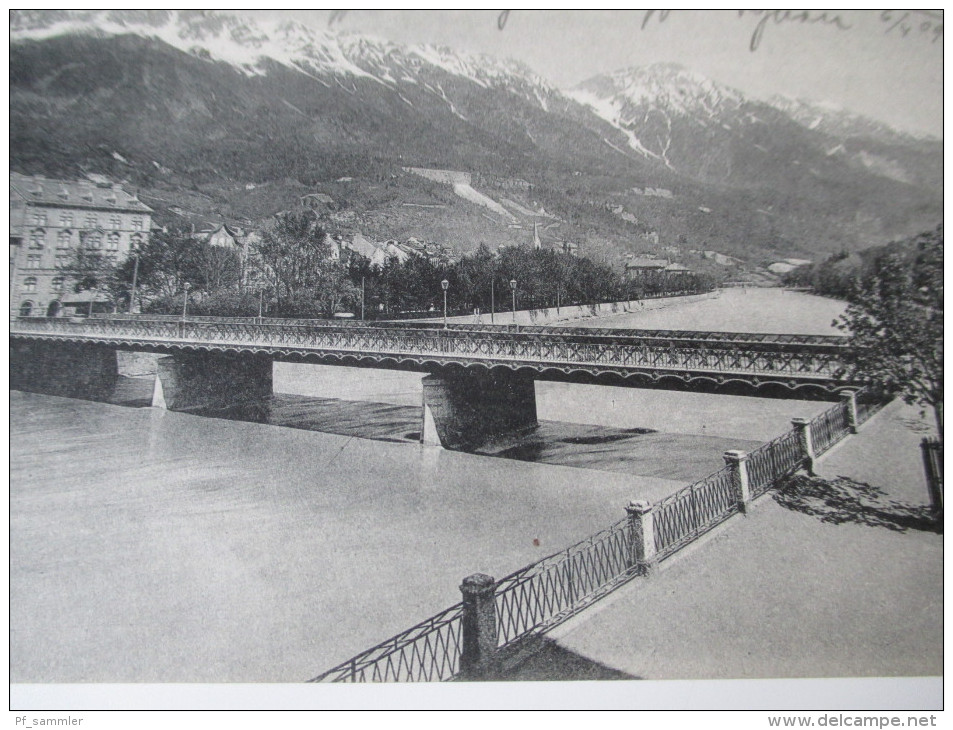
xmin=8 ymin=8 xmax=943 ymax=715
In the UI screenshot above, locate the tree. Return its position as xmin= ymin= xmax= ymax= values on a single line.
xmin=57 ymin=239 xmax=124 ymax=312
xmin=836 ymin=226 xmax=943 ymax=439
xmin=194 ymin=241 xmax=242 ymax=293
xmin=252 ymin=210 xmax=332 ymax=307
xmin=124 ymin=223 xmax=203 ymax=301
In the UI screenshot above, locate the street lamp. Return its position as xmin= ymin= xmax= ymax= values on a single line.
xmin=490 ymin=276 xmax=495 ymax=324
xmin=441 ymin=278 xmax=449 ymax=328
xmin=128 ymin=251 xmax=140 ymax=314
xmin=181 ymin=282 xmax=191 ymax=321
xmin=258 ymin=287 xmax=264 ymax=323
xmin=509 ymin=279 xmax=517 ymax=324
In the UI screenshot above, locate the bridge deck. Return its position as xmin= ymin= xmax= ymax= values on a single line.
xmin=11 ymin=316 xmax=854 ymax=397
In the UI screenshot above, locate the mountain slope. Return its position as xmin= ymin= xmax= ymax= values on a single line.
xmin=9 ymin=11 xmax=942 ymax=267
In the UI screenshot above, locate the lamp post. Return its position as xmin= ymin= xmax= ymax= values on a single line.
xmin=509 ymin=279 xmax=517 ymax=324
xmin=258 ymin=287 xmax=264 ymax=323
xmin=490 ymin=277 xmax=495 ymax=324
xmin=181 ymin=282 xmax=190 ymax=321
xmin=129 ymin=251 xmax=140 ymax=314
xmin=441 ymin=278 xmax=449 ymax=328
xmin=361 ymin=276 xmax=365 ymax=321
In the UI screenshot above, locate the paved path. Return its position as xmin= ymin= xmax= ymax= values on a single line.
xmin=501 ymin=401 xmax=942 ymax=681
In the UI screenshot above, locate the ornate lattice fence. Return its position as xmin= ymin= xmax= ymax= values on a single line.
xmin=746 ymin=429 xmax=806 ymax=498
xmin=810 ymin=402 xmax=850 ymax=455
xmin=309 ymin=389 xmax=888 ymax=683
xmin=494 ymin=518 xmax=635 ymax=646
xmin=652 ymin=466 xmax=738 ymax=561
xmin=309 ymin=601 xmax=465 ymax=683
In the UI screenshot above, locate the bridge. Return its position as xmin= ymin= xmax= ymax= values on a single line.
xmin=10 ymin=315 xmax=856 ymax=450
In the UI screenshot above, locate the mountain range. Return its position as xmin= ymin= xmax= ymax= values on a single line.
xmin=9 ymin=10 xmax=942 ymax=272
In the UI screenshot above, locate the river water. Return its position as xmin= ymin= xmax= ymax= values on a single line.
xmin=10 ymin=287 xmax=847 ymax=682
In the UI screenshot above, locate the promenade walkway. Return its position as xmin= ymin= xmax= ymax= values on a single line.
xmin=499 ymin=399 xmax=942 ymax=682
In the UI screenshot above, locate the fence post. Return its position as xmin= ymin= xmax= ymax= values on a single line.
xmin=840 ymin=389 xmax=859 ymax=434
xmin=459 ymin=573 xmax=498 ymax=679
xmin=723 ymin=450 xmax=752 ymax=513
xmin=791 ymin=417 xmax=816 ymax=475
xmin=626 ymin=500 xmax=658 ymax=576
xmin=920 ymin=437 xmax=943 ymax=520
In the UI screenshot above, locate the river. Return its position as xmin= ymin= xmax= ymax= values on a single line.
xmin=10 ymin=287 xmax=847 ymax=682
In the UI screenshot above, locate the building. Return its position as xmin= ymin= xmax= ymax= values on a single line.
xmin=624 ymin=256 xmax=668 ymax=280
xmin=10 ymin=173 xmax=153 ymax=317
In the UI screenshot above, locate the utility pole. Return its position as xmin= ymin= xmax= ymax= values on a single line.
xmin=361 ymin=276 xmax=365 ymax=321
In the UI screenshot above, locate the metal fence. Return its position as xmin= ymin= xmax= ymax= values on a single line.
xmin=855 ymin=387 xmax=885 ymax=425
xmin=306 ymin=390 xmax=887 ymax=683
xmin=810 ymin=402 xmax=850 ymax=454
xmin=309 ymin=601 xmax=465 ymax=683
xmin=652 ymin=465 xmax=738 ymax=561
xmin=747 ymin=429 xmax=807 ymax=498
xmin=494 ymin=518 xmax=635 ymax=646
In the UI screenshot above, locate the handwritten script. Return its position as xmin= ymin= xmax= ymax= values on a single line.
xmin=497 ymin=10 xmax=942 ymax=50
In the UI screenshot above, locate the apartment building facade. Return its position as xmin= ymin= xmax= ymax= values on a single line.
xmin=10 ymin=173 xmax=153 ymax=317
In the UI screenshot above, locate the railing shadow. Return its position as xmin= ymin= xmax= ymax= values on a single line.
xmin=773 ymin=474 xmax=938 ymax=533
xmin=485 ymin=636 xmax=638 ymax=682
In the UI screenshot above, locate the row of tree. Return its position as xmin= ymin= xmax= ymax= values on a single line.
xmin=59 ymin=211 xmax=713 ymax=319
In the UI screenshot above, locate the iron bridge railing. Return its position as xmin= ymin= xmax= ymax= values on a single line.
xmin=11 ymin=316 xmax=851 ymax=383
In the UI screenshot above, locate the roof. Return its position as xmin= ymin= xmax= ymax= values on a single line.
xmin=625 ymin=257 xmax=668 ymax=269
xmin=198 ymin=222 xmax=245 ymax=239
xmin=10 ymin=173 xmax=152 ymax=213
xmin=347 ymin=233 xmax=380 ymax=259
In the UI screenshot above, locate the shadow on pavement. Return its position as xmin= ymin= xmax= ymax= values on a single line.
xmin=773 ymin=474 xmax=939 ymax=533
xmin=486 ymin=637 xmax=637 ymax=682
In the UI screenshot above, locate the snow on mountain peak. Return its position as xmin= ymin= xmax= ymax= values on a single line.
xmin=10 ymin=9 xmax=556 ymax=104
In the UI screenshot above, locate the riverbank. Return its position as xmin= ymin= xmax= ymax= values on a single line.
xmin=414 ymin=291 xmax=718 ymax=327
xmin=498 ymin=400 xmax=942 ymax=684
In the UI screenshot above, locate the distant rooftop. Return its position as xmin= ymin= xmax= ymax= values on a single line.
xmin=10 ymin=172 xmax=152 ymax=213
xmin=625 ymin=257 xmax=668 ymax=269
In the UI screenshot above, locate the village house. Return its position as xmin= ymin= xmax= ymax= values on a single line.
xmin=10 ymin=173 xmax=153 ymax=317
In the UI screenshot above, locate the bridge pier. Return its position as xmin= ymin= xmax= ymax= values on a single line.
xmin=152 ymin=352 xmax=273 ymax=414
xmin=421 ymin=369 xmax=538 ymax=450
xmin=10 ymin=340 xmax=119 ymax=401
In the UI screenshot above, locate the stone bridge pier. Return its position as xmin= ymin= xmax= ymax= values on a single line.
xmin=152 ymin=351 xmax=274 ymax=414
xmin=10 ymin=340 xmax=120 ymax=401
xmin=421 ymin=369 xmax=538 ymax=450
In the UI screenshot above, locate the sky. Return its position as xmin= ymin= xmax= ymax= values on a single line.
xmin=242 ymin=9 xmax=943 ymax=138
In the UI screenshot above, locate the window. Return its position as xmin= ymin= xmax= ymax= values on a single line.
xmin=51 ymin=276 xmax=64 ymax=292
xmin=55 ymin=254 xmax=71 ymax=268
xmin=60 ymin=212 xmax=74 ymax=227
xmin=106 ymin=232 xmax=121 ymax=251
xmin=85 ymin=214 xmax=98 ymax=228
xmin=23 ymin=277 xmax=37 ymax=293
xmin=131 ymin=218 xmax=144 ymax=231
xmin=31 ymin=211 xmax=47 ymax=226
xmin=25 ymin=255 xmax=41 ymax=270
xmin=19 ymin=301 xmax=33 ymax=317
xmin=84 ymin=232 xmax=102 ymax=250
xmin=130 ymin=233 xmax=143 ymax=249
xmin=29 ymin=229 xmax=46 ymax=249
xmin=57 ymin=230 xmax=73 ymax=249
xmin=109 ymin=215 xmax=122 ymax=229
